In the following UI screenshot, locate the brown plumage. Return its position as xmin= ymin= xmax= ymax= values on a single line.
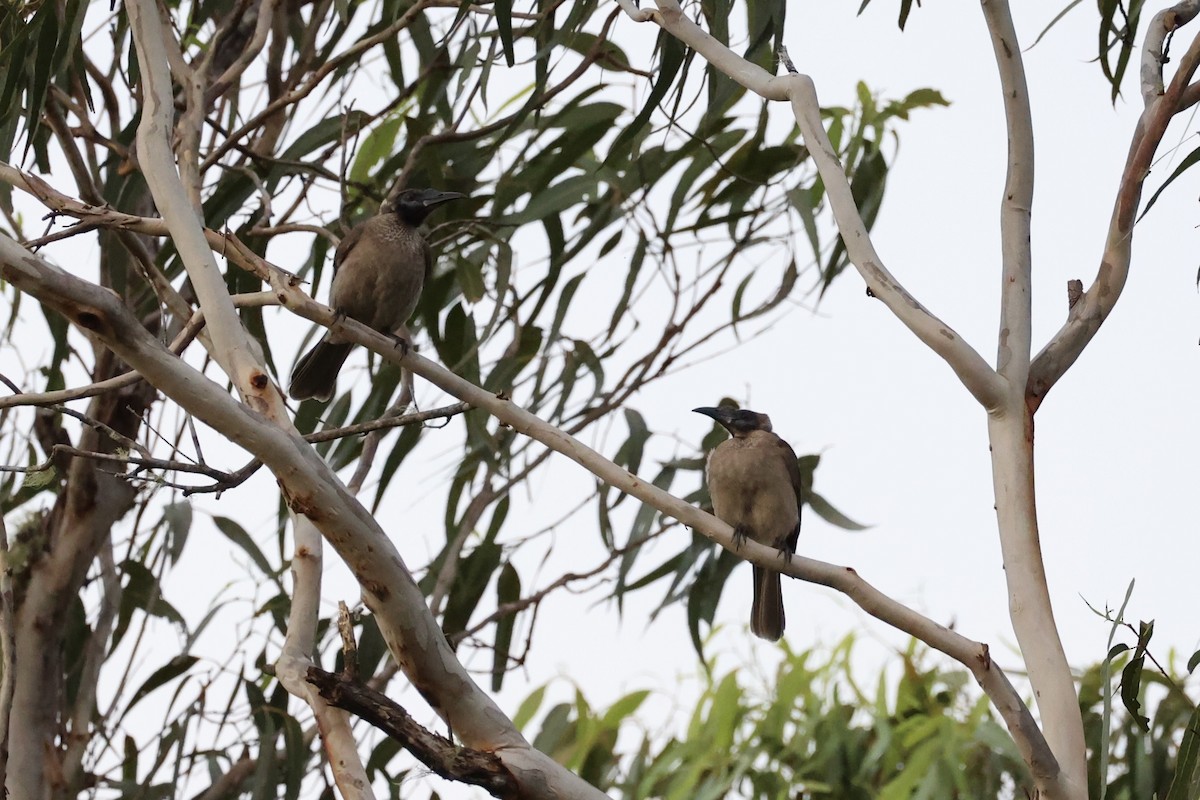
xmin=694 ymin=406 xmax=802 ymax=641
xmin=289 ymin=188 xmax=465 ymax=402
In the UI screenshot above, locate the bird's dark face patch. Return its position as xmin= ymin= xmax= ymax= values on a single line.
xmin=390 ymin=188 xmax=466 ymax=226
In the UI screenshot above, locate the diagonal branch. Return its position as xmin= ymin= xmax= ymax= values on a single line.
xmin=0 ymin=235 xmax=608 ymax=800
xmin=614 ymin=0 xmax=1006 ymax=411
xmin=1028 ymin=10 xmax=1200 ymax=410
xmin=263 ymin=269 xmax=1059 ymax=788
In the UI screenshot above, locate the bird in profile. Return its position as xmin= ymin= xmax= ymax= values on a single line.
xmin=693 ymin=405 xmax=802 ymax=641
xmin=288 ymin=188 xmax=466 ymax=402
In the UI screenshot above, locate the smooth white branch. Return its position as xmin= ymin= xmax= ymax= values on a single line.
xmin=0 ymin=235 xmax=608 ymax=800
xmin=616 ymin=0 xmax=1006 ymax=411
xmin=1028 ymin=13 xmax=1200 ymax=409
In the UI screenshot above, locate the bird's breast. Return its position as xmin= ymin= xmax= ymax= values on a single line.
xmin=706 ymin=436 xmax=799 ymax=545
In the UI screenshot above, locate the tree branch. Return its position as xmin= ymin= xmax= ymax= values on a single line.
xmin=1027 ymin=11 xmax=1200 ymax=410
xmin=0 ymin=500 xmax=14 ymax=792
xmin=126 ymin=0 xmax=284 ymax=408
xmin=256 ymin=268 xmax=1058 ymax=787
xmin=306 ymin=666 xmax=519 ymax=798
xmin=0 ymin=236 xmax=608 ymax=800
xmin=979 ymin=6 xmax=1085 ymax=797
xmin=615 ymin=0 xmax=1006 ymax=411
xmin=982 ymin=0 xmax=1035 ymax=388
xmin=275 ymin=510 xmax=373 ymax=800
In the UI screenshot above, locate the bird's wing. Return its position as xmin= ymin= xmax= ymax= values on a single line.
xmin=332 ymin=221 xmax=366 ymax=276
xmin=775 ymin=435 xmax=803 ymax=547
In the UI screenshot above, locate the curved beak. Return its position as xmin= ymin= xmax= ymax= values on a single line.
xmin=418 ymin=189 xmax=467 ymax=208
xmin=692 ymin=406 xmax=733 ymax=425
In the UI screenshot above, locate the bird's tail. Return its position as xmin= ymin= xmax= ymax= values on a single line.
xmin=751 ymin=565 xmax=785 ymax=641
xmin=288 ymin=339 xmax=353 ymax=402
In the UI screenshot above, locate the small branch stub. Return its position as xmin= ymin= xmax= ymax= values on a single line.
xmin=336 ymin=601 xmax=359 ymax=681
xmin=1066 ymin=280 xmax=1083 ymax=310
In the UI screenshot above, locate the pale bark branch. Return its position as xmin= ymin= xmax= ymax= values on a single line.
xmin=0 ymin=162 xmax=278 ymax=287
xmin=0 ymin=237 xmax=607 ymax=800
xmin=615 ymin=0 xmax=1006 ymax=411
xmin=0 ymin=499 xmax=14 ymax=792
xmin=980 ymin=5 xmax=1084 ymax=798
xmin=982 ymin=0 xmax=1034 ymax=387
xmin=125 ymin=0 xmax=282 ymax=407
xmin=276 ymin=512 xmax=375 ymax=800
xmin=1028 ymin=10 xmax=1200 ymax=409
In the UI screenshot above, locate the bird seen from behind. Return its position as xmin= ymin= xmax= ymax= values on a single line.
xmin=288 ymin=187 xmax=466 ymax=402
xmin=693 ymin=405 xmax=802 ymax=641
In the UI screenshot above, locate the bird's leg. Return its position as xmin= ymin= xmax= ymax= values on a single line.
xmin=731 ymin=523 xmax=752 ymax=551
xmin=385 ymin=332 xmax=411 ymax=357
xmin=774 ymin=528 xmax=797 ymax=564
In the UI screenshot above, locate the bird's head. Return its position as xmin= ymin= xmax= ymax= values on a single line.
xmin=387 ymin=188 xmax=467 ymax=226
xmin=692 ymin=406 xmax=773 ymax=436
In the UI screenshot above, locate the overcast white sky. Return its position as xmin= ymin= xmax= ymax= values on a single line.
xmin=4 ymin=1 xmax=1200 ymax=796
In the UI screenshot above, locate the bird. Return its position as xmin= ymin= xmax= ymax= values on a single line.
xmin=693 ymin=405 xmax=802 ymax=641
xmin=288 ymin=188 xmax=466 ymax=402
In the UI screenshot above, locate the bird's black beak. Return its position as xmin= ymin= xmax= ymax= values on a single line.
xmin=417 ymin=189 xmax=467 ymax=208
xmin=693 ymin=406 xmax=734 ymax=426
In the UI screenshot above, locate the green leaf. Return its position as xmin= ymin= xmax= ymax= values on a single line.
xmin=491 ymin=561 xmax=521 ymax=692
xmin=442 ymin=538 xmax=502 ymax=637
xmin=806 ymin=490 xmax=870 ymax=531
xmin=20 ymin=465 xmax=55 ymax=489
xmin=1119 ymin=655 xmax=1150 ymax=731
xmin=163 ymin=501 xmax=193 ymax=566
xmin=1139 ymin=144 xmax=1200 ymax=220
xmin=126 ymin=655 xmax=199 ymax=711
xmin=1166 ymin=702 xmax=1200 ymax=800
xmin=25 ymin=2 xmax=59 ymax=158
xmin=513 ymin=684 xmax=547 ymax=731
xmin=349 ymin=115 xmax=405 ymax=184
xmin=118 ymin=560 xmax=185 ymax=629
xmin=1029 ymin=1 xmax=1085 ymax=49
xmin=607 ymin=232 xmax=647 ymax=340
xmin=212 ymin=515 xmax=277 ymax=579
xmin=606 ymin=32 xmax=685 ymax=164
xmin=499 ymin=174 xmax=595 ymax=226
xmin=496 ymin=0 xmax=515 ymax=66
xmin=600 ymin=690 xmax=649 ymax=728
